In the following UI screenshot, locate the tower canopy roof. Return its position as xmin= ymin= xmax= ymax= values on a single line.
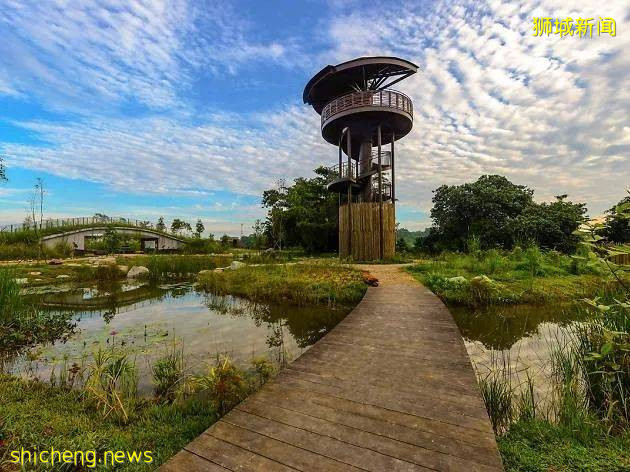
xmin=303 ymin=56 xmax=418 ymax=114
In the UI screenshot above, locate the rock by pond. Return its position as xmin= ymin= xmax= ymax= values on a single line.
xmin=230 ymin=261 xmax=246 ymax=270
xmin=127 ymin=266 xmax=149 ymax=278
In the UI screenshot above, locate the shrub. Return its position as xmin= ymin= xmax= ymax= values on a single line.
xmin=191 ymin=357 xmax=248 ymax=416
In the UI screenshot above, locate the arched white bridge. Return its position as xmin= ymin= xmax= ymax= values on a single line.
xmin=41 ymin=226 xmax=185 ymax=252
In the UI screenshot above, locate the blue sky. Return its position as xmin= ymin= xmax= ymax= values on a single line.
xmin=1 ymin=0 xmax=628 ymax=235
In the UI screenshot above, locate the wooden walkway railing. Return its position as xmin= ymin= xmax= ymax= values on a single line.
xmin=161 ymin=265 xmax=503 ymax=471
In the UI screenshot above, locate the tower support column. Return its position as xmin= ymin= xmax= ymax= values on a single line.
xmin=377 ymin=125 xmax=384 ymax=259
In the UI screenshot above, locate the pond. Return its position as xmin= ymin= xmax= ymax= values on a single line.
xmin=450 ymin=302 xmax=591 ymax=405
xmin=4 ymin=281 xmax=351 ymax=394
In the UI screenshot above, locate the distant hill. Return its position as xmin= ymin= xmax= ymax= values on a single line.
xmin=396 ymin=227 xmax=429 ymax=246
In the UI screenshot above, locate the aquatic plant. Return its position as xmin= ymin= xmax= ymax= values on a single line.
xmin=577 ymin=298 xmax=629 ymax=432
xmin=477 ymin=354 xmax=514 ymax=435
xmin=250 ymin=356 xmax=275 ymax=389
xmin=83 ymin=349 xmax=138 ymax=423
xmin=74 ymin=263 xmax=125 ymax=282
xmin=0 ymin=268 xmax=23 ymax=325
xmin=0 ymin=268 xmax=76 ymax=357
xmin=152 ymin=344 xmax=185 ymax=403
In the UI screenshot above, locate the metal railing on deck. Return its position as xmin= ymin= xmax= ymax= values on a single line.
xmin=327 ymin=162 xmax=356 ymax=180
xmin=321 ymin=89 xmax=413 ymax=127
xmin=372 ymin=181 xmax=392 ymax=201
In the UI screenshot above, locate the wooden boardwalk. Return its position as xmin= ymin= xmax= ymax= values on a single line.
xmin=161 ymin=265 xmax=503 ymax=471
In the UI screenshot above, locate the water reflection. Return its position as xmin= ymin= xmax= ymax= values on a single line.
xmin=451 ymin=302 xmax=590 ymax=406
xmin=5 ymin=282 xmax=350 ymax=393
xmin=450 ymin=303 xmax=588 ymax=350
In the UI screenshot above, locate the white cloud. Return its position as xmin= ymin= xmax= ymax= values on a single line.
xmin=0 ymin=0 xmax=300 ymax=110
xmin=3 ymin=106 xmax=329 ymax=197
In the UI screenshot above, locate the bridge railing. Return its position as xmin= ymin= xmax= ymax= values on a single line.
xmin=0 ymin=216 xmax=156 ymax=233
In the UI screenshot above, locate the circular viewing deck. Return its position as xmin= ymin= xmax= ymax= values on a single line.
xmin=321 ymin=89 xmax=413 ymax=145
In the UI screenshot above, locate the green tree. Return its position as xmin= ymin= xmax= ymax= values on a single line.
xmin=427 ymin=175 xmax=534 ymax=251
xmin=422 ymin=175 xmax=587 ymax=253
xmin=252 ymin=219 xmax=266 ymax=249
xmin=599 ymin=195 xmax=630 ymax=243
xmin=195 ymin=219 xmax=205 ymax=238
xmin=170 ymin=218 xmax=191 ymax=235
xmin=396 ymin=237 xmax=409 ymax=253
xmin=103 ymin=227 xmax=121 ymax=253
xmin=261 ymin=167 xmax=338 ymax=253
xmin=512 ymin=195 xmax=587 ymax=253
xmin=156 ymin=217 xmax=166 ymax=232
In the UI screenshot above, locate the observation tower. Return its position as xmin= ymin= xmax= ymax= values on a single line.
xmin=304 ymin=56 xmax=417 ymax=260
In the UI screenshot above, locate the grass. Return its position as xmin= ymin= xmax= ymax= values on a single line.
xmin=498 ymin=419 xmax=629 ymax=471
xmin=197 ymin=261 xmax=368 ymax=307
xmin=406 ymin=247 xmax=623 ymax=306
xmin=3 ymin=254 xmax=236 ymax=287
xmin=152 ymin=344 xmax=185 ymax=403
xmin=0 ymin=374 xmax=217 ymax=471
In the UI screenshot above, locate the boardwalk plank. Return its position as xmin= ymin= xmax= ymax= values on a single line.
xmin=224 ymin=409 xmax=428 ymax=471
xmin=240 ymin=391 xmax=500 ymax=465
xmin=208 ymin=421 xmax=362 ymax=472
xmin=159 ymin=450 xmax=230 ymax=471
xmin=185 ymin=430 xmax=296 ymax=471
xmin=238 ymin=399 xmax=502 ymax=471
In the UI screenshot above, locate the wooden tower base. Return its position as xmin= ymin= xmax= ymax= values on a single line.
xmin=339 ymin=202 xmax=395 ymax=260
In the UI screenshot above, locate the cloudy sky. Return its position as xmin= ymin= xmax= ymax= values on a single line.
xmin=0 ymin=0 xmax=628 ymax=234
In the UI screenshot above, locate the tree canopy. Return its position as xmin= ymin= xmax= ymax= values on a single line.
xmin=261 ymin=167 xmax=338 ymax=253
xmin=599 ymin=194 xmax=630 ymax=243
xmin=420 ymin=175 xmax=587 ymax=253
xmin=195 ymin=219 xmax=205 ymax=238
xmin=170 ymin=218 xmax=191 ymax=235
